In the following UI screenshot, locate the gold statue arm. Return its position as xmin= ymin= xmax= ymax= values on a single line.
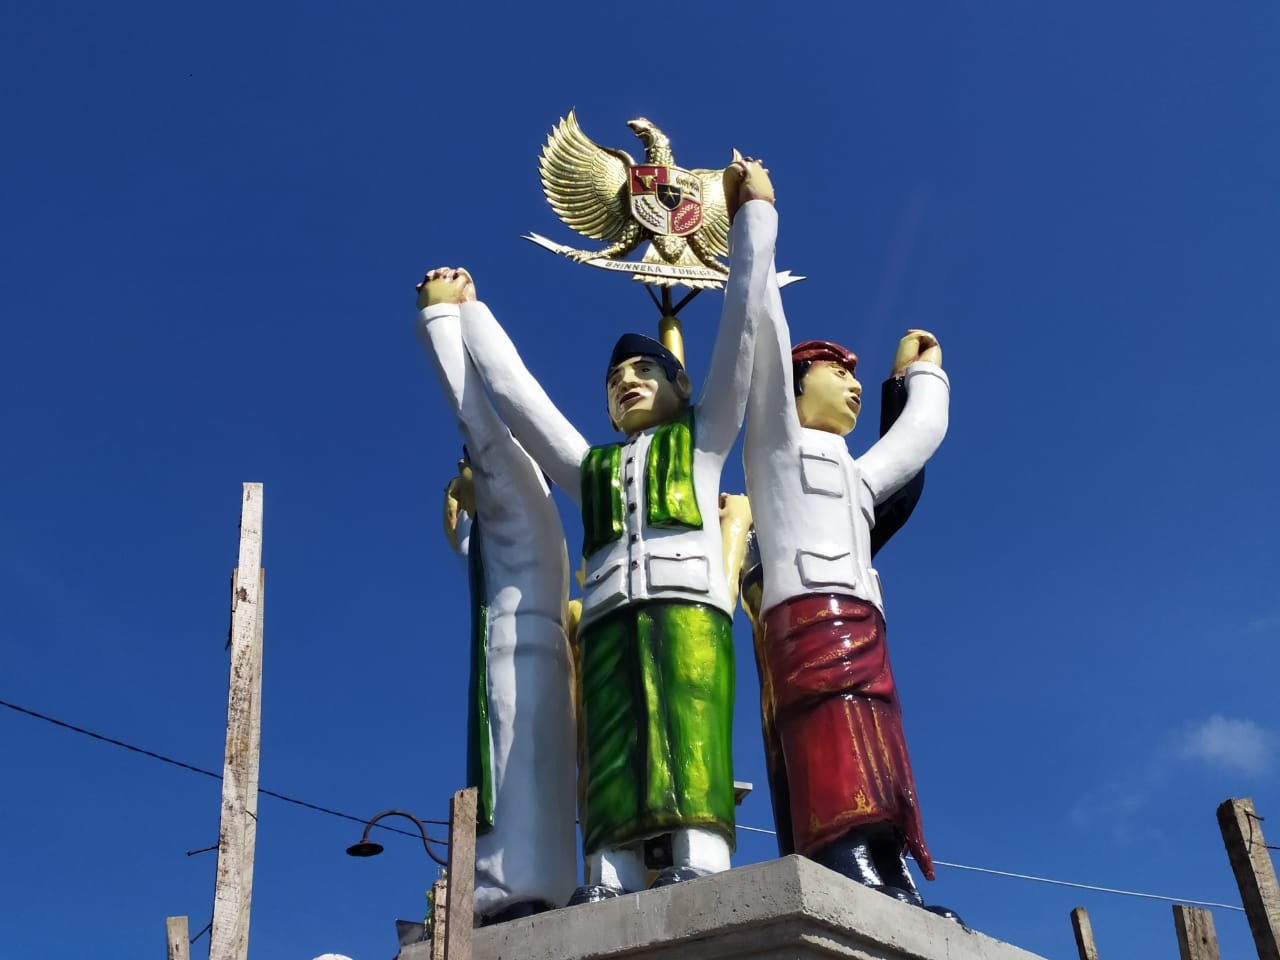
xmin=721 ymin=490 xmax=765 ymax=644
xmin=442 ymin=462 xmax=476 ymax=554
xmin=564 ymin=595 xmax=584 ymax=742
xmin=718 ymin=493 xmax=753 ymax=611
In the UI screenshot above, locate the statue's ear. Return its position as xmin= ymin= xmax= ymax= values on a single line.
xmin=674 ymin=370 xmax=693 ymax=402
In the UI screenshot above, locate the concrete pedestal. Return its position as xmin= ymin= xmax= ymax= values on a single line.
xmin=401 ymin=855 xmax=1046 ymax=960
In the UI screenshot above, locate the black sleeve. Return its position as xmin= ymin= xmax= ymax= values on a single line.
xmin=870 ymin=376 xmax=925 ymax=558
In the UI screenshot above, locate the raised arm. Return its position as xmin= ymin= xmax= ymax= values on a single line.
xmin=868 ymin=333 xmax=939 ymax=551
xmin=415 ymin=269 xmax=509 ymax=457
xmin=461 ymin=298 xmax=589 ymax=502
xmin=869 ymin=375 xmax=924 ymax=557
xmin=694 ymin=161 xmax=779 ymax=457
xmin=857 ymin=330 xmax=949 ymax=504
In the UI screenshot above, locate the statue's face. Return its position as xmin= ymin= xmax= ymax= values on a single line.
xmin=607 ymin=355 xmax=688 ymax=434
xmin=795 ymin=361 xmax=862 ymax=436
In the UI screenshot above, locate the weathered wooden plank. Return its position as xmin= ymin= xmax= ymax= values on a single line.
xmin=166 ymin=915 xmax=190 ymax=960
xmin=431 ymin=878 xmax=449 ymax=960
xmin=1173 ymin=905 xmax=1221 ymax=960
xmin=1070 ymin=907 xmax=1100 ymax=960
xmin=445 ymin=787 xmax=477 ymax=960
xmin=210 ymin=483 xmax=265 ymax=960
xmin=1217 ymin=797 xmax=1280 ymax=960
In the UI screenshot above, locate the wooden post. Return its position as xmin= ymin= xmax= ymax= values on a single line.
xmin=209 ymin=484 xmax=265 ymax=960
xmin=430 ymin=878 xmax=449 ymax=960
xmin=1217 ymin=797 xmax=1280 ymax=960
xmin=1173 ymin=905 xmax=1221 ymax=960
xmin=1070 ymin=907 xmax=1100 ymax=960
xmin=166 ymin=916 xmax=191 ymax=960
xmin=444 ymin=787 xmax=477 ymax=960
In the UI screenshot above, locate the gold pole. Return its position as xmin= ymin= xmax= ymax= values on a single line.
xmin=659 ymin=315 xmax=684 ymax=367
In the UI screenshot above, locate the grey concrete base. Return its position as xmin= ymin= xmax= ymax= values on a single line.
xmin=400 ymin=855 xmax=1047 ymax=960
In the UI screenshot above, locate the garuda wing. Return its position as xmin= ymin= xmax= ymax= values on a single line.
xmin=540 ymin=109 xmax=635 ymax=243
xmin=686 ymin=165 xmax=732 ymax=262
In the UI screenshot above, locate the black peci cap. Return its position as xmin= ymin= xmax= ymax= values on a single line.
xmin=607 ymin=333 xmax=683 ymax=382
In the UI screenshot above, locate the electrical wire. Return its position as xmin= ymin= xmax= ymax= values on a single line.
xmin=0 ymin=695 xmax=1254 ymax=912
xmin=735 ymin=792 xmax=1248 ymax=910
xmin=0 ymin=697 xmax=447 ymax=837
xmin=927 ymin=859 xmax=1244 ymax=911
xmin=189 ymin=920 xmax=212 ymax=945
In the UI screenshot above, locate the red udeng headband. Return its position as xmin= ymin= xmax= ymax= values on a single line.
xmin=791 ymin=339 xmax=858 ymax=375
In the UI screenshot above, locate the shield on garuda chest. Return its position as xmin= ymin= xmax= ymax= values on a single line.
xmin=628 ymin=164 xmax=704 ymax=237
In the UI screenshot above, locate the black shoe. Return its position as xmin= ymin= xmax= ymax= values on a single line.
xmin=923 ymin=904 xmax=966 ymax=926
xmin=811 ymin=830 xmax=883 ymax=887
xmin=871 ymin=884 xmax=924 ymax=906
xmin=866 ymin=828 xmax=923 ymax=907
xmin=650 ymin=866 xmax=709 ymax=888
xmin=479 ymin=899 xmax=556 ymax=926
xmin=566 ymin=883 xmax=623 ymax=905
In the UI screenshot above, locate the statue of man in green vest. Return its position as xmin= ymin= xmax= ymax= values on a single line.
xmin=419 ymin=159 xmax=778 ymax=904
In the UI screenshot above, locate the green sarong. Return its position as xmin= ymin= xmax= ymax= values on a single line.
xmin=579 ymin=601 xmax=735 ymax=854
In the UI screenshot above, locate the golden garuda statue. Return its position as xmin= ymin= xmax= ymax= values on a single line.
xmin=525 ymin=110 xmax=739 ymax=290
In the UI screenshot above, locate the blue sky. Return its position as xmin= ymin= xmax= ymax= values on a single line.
xmin=3 ymin=1 xmax=1278 ymax=958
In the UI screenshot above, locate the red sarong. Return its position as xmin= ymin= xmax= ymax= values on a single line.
xmin=760 ymin=594 xmax=933 ymax=879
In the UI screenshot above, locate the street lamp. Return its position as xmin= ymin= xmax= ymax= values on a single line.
xmin=346 ymin=809 xmax=449 ymax=866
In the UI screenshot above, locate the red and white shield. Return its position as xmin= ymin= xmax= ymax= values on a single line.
xmin=629 ymin=164 xmax=703 ymax=237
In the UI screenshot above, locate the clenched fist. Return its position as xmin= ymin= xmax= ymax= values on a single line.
xmin=891 ymin=330 xmax=942 ymax=378
xmin=417 ymin=267 xmax=476 ymax=311
xmin=723 ymin=153 xmax=775 ymax=224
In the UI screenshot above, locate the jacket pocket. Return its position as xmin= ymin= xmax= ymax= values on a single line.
xmin=647 ymin=553 xmax=710 ymax=593
xmin=796 ymin=548 xmax=857 ymax=589
xmin=799 ymin=450 xmax=845 ymax=498
xmin=581 ymin=561 xmax=626 ymax=615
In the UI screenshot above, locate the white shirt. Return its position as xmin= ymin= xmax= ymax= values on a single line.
xmin=742 ymin=218 xmax=950 ymax=616
xmin=461 ymin=202 xmax=780 ymax=628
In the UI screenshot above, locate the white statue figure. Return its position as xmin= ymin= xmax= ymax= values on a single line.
xmin=431 ymin=161 xmax=775 ymax=903
xmin=416 ymin=274 xmax=577 ymax=923
xmin=738 ymin=165 xmax=954 ymax=915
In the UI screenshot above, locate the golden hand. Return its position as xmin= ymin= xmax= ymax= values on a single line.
xmin=723 ymin=152 xmax=775 ymax=224
xmin=416 ymin=266 xmax=476 ymax=311
xmin=891 ymin=329 xmax=943 ymax=378
xmin=442 ymin=460 xmax=476 ymax=553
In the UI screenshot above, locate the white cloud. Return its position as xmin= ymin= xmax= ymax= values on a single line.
xmin=1180 ymin=715 xmax=1275 ymax=776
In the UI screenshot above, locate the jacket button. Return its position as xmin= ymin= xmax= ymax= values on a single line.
xmin=630 ymin=534 xmax=638 ymax=543
xmin=630 ymin=561 xmax=639 ymax=569
xmin=627 ymin=503 xmax=637 ymax=512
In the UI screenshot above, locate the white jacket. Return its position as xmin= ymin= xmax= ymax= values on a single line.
xmin=416 ymin=304 xmax=577 ymax=915
xmin=460 ymin=201 xmax=779 ymax=628
xmin=742 ymin=222 xmax=950 ymax=616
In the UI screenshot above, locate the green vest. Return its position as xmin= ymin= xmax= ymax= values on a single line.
xmin=579 ymin=411 xmax=703 ymax=557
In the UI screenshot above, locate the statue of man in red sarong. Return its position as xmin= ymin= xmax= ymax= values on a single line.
xmin=737 ymin=169 xmax=953 ymax=915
